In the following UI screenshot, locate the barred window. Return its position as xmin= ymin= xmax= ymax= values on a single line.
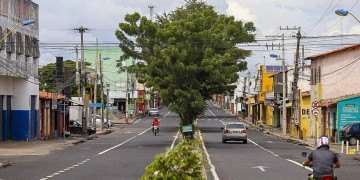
xmin=16 ymin=32 xmax=24 ymax=55
xmin=6 ymin=29 xmax=14 ymax=54
xmin=32 ymin=37 xmax=39 ymax=58
xmin=0 ymin=27 xmax=4 ymax=50
xmin=25 ymin=35 xmax=32 ymax=57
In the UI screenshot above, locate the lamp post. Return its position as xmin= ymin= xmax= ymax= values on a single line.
xmin=101 ymin=56 xmax=110 ymax=130
xmin=0 ymin=19 xmax=35 ymax=43
xmin=335 ymin=9 xmax=360 ymax=23
xmin=270 ymin=54 xmax=287 ymax=136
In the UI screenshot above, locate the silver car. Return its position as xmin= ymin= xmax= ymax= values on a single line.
xmin=221 ymin=122 xmax=248 ymax=144
xmin=149 ymin=108 xmax=159 ymax=116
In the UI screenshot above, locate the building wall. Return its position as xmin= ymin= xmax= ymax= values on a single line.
xmin=0 ymin=0 xmax=39 ymax=141
xmin=300 ymin=95 xmax=311 ymax=137
xmin=312 ymin=47 xmax=360 ymax=100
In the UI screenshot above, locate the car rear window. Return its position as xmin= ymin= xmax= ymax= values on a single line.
xmin=226 ymin=124 xmax=244 ymax=129
xmin=150 ymin=108 xmax=158 ymax=111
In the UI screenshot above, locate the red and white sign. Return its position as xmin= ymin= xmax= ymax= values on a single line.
xmin=312 ymin=101 xmax=319 ymax=109
xmin=270 ymin=107 xmax=275 ymax=112
xmin=311 ymin=109 xmax=320 ymax=116
xmin=248 ymin=104 xmax=252 ymax=107
xmin=270 ymin=101 xmax=275 ymax=107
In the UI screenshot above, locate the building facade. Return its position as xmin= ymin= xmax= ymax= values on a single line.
xmin=0 ymin=0 xmax=39 ymax=141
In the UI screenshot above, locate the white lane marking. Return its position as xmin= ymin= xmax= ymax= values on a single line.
xmin=199 ymin=131 xmax=219 ymax=180
xmin=170 ymin=131 xmax=179 ymax=149
xmin=73 ymin=165 xmax=79 ymax=167
xmin=53 ymin=173 xmax=60 ymax=175
xmin=39 ymin=178 xmax=48 ymax=180
xmin=286 ymin=159 xmax=313 ymax=172
xmin=208 ymin=109 xmax=216 ymax=117
xmin=58 ymin=171 xmax=65 ymax=173
xmin=98 ymin=127 xmax=152 ymax=155
xmin=133 ymin=119 xmax=141 ymax=124
xmin=40 ymin=159 xmax=91 ymax=180
xmin=266 ymin=141 xmax=273 ymax=143
xmin=46 ymin=176 xmax=53 ymax=178
xmin=164 ymin=111 xmax=171 ymax=117
xmin=248 ymin=139 xmax=279 ymax=157
xmin=252 ymin=166 xmax=269 ymax=172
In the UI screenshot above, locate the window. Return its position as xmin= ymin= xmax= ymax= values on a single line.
xmin=0 ymin=27 xmax=4 ymax=50
xmin=32 ymin=38 xmax=39 ymax=58
xmin=25 ymin=35 xmax=32 ymax=57
xmin=226 ymin=124 xmax=245 ymax=129
xmin=16 ymin=32 xmax=24 ymax=55
xmin=6 ymin=29 xmax=14 ymax=53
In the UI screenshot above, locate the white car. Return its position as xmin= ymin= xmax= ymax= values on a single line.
xmin=221 ymin=122 xmax=248 ymax=144
xmin=149 ymin=108 xmax=159 ymax=116
xmin=92 ymin=114 xmax=114 ymax=128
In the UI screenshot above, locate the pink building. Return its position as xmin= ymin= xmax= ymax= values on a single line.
xmin=305 ymin=44 xmax=360 ymax=142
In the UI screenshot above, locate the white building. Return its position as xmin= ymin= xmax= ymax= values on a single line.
xmin=0 ymin=0 xmax=39 ymax=141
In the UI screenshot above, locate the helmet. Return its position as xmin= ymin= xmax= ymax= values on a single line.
xmin=317 ymin=136 xmax=330 ymax=149
xmin=154 ymin=117 xmax=158 ymax=120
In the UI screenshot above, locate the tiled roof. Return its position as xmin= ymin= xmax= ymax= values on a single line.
xmin=304 ymin=44 xmax=360 ymax=60
xmin=39 ymin=91 xmax=66 ymax=99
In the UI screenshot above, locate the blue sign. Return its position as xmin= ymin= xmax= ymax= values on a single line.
xmin=89 ymin=103 xmax=103 ymax=107
xmin=337 ymin=96 xmax=360 ymax=142
xmin=181 ymin=125 xmax=193 ymax=133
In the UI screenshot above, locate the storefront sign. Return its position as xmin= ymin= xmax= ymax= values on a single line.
xmin=337 ymin=96 xmax=360 ymax=141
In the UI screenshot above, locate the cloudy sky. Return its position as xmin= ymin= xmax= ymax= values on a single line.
xmin=32 ymin=0 xmax=360 ymax=74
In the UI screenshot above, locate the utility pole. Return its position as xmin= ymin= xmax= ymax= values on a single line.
xmin=93 ymin=38 xmax=98 ymax=126
xmin=242 ymin=76 xmax=247 ymax=119
xmin=100 ymin=53 xmax=104 ymax=131
xmin=74 ymin=26 xmax=89 ymax=134
xmin=280 ymin=26 xmax=301 ymax=137
xmin=265 ymin=33 xmax=287 ymax=136
xmin=125 ymin=70 xmax=129 ymax=122
xmin=75 ymin=46 xmax=81 ymax=123
xmin=247 ymin=72 xmax=251 ymax=122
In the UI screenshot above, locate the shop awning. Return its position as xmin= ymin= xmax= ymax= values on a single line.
xmin=278 ymin=102 xmax=292 ymax=109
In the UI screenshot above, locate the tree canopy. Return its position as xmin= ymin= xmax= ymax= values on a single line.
xmin=116 ymin=0 xmax=256 ymax=126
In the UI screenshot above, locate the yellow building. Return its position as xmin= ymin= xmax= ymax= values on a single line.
xmin=300 ymin=91 xmax=311 ymax=137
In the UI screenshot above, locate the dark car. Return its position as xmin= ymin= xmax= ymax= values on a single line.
xmin=339 ymin=122 xmax=360 ymax=145
xmin=70 ymin=120 xmax=96 ymax=135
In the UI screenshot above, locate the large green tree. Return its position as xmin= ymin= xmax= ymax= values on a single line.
xmin=116 ymin=0 xmax=255 ymax=126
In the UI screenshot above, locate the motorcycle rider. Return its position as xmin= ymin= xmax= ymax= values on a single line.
xmin=152 ymin=117 xmax=160 ymax=133
xmin=302 ymin=136 xmax=340 ymax=180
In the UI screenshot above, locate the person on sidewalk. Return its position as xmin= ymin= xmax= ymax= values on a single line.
xmin=152 ymin=117 xmax=160 ymax=133
xmin=302 ymin=136 xmax=340 ymax=180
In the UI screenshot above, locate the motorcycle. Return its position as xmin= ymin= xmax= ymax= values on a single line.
xmin=153 ymin=125 xmax=159 ymax=135
xmin=301 ymin=152 xmax=338 ymax=180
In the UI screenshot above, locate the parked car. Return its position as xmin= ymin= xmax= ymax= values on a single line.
xmin=92 ymin=114 xmax=114 ymax=128
xmin=149 ymin=108 xmax=159 ymax=116
xmin=70 ymin=119 xmax=96 ymax=135
xmin=339 ymin=122 xmax=360 ymax=145
xmin=221 ymin=122 xmax=248 ymax=144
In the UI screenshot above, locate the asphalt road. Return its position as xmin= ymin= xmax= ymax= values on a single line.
xmin=1 ymin=104 xmax=359 ymax=180
xmin=200 ymin=103 xmax=360 ymax=180
xmin=0 ymin=108 xmax=179 ymax=180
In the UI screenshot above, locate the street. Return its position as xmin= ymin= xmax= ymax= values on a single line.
xmin=1 ymin=104 xmax=360 ymax=180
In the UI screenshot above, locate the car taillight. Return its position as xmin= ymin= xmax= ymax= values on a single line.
xmin=242 ymin=130 xmax=247 ymax=133
xmin=224 ymin=130 xmax=230 ymax=134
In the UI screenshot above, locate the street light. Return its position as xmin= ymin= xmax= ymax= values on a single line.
xmin=105 ymin=83 xmax=110 ymax=129
xmin=270 ymin=54 xmax=287 ymax=136
xmin=335 ymin=9 xmax=360 ymax=23
xmin=0 ymin=19 xmax=35 ymax=43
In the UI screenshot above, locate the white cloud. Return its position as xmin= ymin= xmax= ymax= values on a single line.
xmin=226 ymin=0 xmax=257 ymax=22
xmin=39 ymin=53 xmax=57 ymax=65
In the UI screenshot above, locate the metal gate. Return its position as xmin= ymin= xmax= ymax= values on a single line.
xmin=0 ymin=96 xmax=3 ymax=141
xmin=31 ymin=96 xmax=36 ymax=139
xmin=7 ymin=96 xmax=11 ymax=140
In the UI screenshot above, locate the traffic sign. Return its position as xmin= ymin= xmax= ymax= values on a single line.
xmin=270 ymin=101 xmax=275 ymax=107
xmin=312 ymin=101 xmax=319 ymax=109
xmin=270 ymin=107 xmax=274 ymax=112
xmin=295 ymin=120 xmax=299 ymax=125
xmin=311 ymin=109 xmax=320 ymax=116
xmin=248 ymin=104 xmax=252 ymax=107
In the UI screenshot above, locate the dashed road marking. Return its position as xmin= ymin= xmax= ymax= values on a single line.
xmin=40 ymin=158 xmax=91 ymax=180
xmin=208 ymin=109 xmax=216 ymax=117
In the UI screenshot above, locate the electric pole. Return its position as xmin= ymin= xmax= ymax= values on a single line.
xmin=74 ymin=26 xmax=90 ymax=133
xmin=265 ymin=33 xmax=287 ymax=136
xmin=280 ymin=26 xmax=301 ymax=137
xmin=93 ymin=38 xmax=98 ymax=126
xmin=247 ymin=72 xmax=251 ymax=122
xmin=100 ymin=53 xmax=104 ymax=131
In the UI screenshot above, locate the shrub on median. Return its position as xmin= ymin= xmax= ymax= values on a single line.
xmin=141 ymin=139 xmax=205 ymax=180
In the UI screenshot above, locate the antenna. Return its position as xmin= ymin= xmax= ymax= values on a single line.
xmin=148 ymin=4 xmax=155 ymax=21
